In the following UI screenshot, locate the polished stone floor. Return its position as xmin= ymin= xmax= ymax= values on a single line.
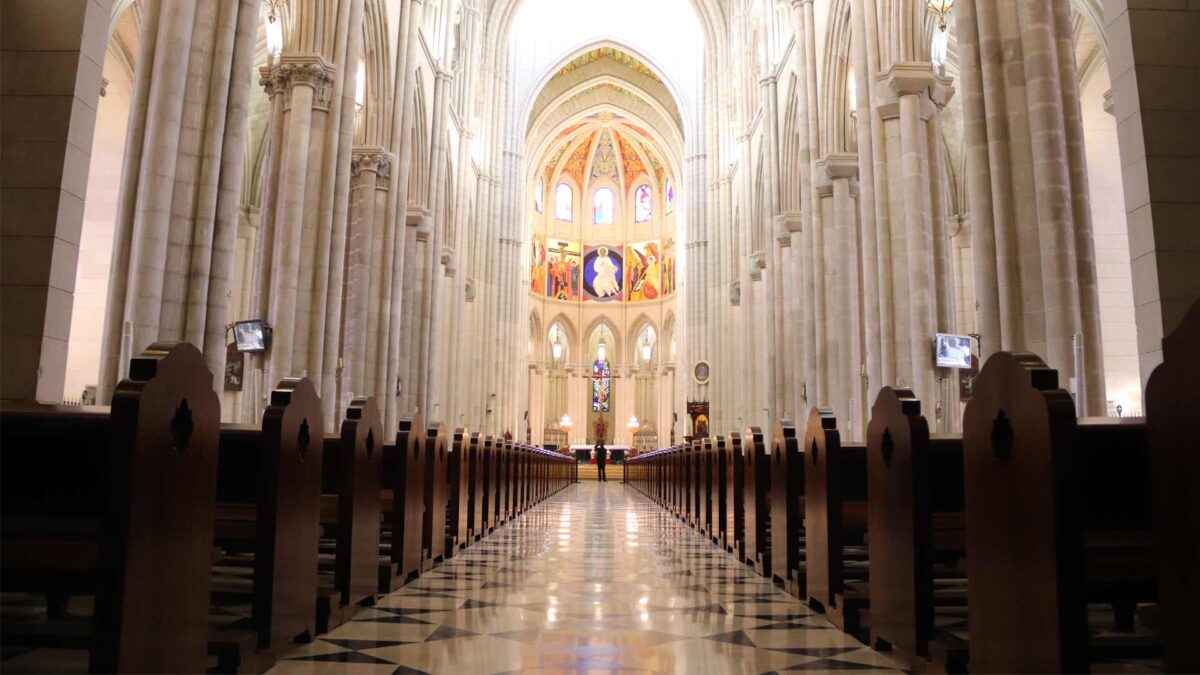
xmin=268 ymin=482 xmax=906 ymax=674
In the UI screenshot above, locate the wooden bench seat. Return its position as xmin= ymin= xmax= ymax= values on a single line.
xmin=209 ymin=378 xmax=324 ymax=672
xmin=1 ymin=342 xmax=220 ymax=674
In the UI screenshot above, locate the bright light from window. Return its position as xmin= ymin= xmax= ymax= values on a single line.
xmin=266 ymin=17 xmax=284 ymax=56
xmin=593 ymin=188 xmax=613 ymax=225
xmin=355 ymin=58 xmax=366 ymax=111
xmin=847 ymin=67 xmax=857 ymax=114
xmin=931 ymin=29 xmax=949 ymax=70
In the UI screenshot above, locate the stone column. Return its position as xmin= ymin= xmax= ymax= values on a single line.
xmin=256 ymin=54 xmax=336 ymax=384
xmin=343 ymin=147 xmax=390 ymax=399
xmin=957 ymin=0 xmax=1106 ymax=413
xmin=1 ymin=0 xmax=110 ymax=401
xmin=818 ymin=153 xmax=863 ymax=438
xmin=1104 ymin=0 xmax=1200 ymax=386
xmin=96 ymin=0 xmax=258 ymax=401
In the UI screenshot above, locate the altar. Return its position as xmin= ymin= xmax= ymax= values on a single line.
xmin=568 ymin=444 xmax=631 ymax=463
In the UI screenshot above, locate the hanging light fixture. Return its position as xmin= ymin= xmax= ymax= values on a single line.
xmin=640 ymin=331 xmax=654 ymax=362
xmin=559 ymin=414 xmax=573 ymax=432
xmin=264 ymin=0 xmax=286 ymax=56
xmin=264 ymin=0 xmax=287 ymax=22
xmin=926 ymin=0 xmax=954 ymax=32
xmin=627 ymin=415 xmax=640 ymax=431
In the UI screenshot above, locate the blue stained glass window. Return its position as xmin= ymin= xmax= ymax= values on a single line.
xmin=591 ymin=358 xmax=611 ymax=412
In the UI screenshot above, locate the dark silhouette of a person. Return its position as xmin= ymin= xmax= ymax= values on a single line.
xmin=594 ymin=443 xmax=608 ymax=482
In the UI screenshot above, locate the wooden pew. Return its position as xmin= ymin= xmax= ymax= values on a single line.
xmin=492 ymin=439 xmax=510 ymax=527
xmin=209 ymin=377 xmax=324 ymax=671
xmin=865 ymin=387 xmax=966 ymax=670
xmin=713 ymin=436 xmax=729 ymax=547
xmin=381 ymin=414 xmax=425 ymax=588
xmin=803 ymin=407 xmax=868 ymax=633
xmin=963 ymin=352 xmax=1156 ymax=673
xmin=422 ymin=424 xmax=449 ymax=568
xmin=1 ymin=342 xmax=220 ymax=674
xmin=741 ymin=427 xmax=771 ymax=576
xmin=466 ymin=433 xmax=485 ymax=542
xmin=445 ymin=428 xmax=470 ymax=558
xmin=770 ymin=421 xmax=805 ymax=595
xmin=702 ymin=437 xmax=716 ymax=541
xmin=514 ymin=444 xmax=528 ymax=514
xmin=675 ymin=443 xmax=687 ymax=520
xmin=689 ymin=439 xmax=702 ymax=529
xmin=1144 ymin=300 xmax=1200 ymax=675
xmin=478 ymin=436 xmax=496 ymax=536
xmin=504 ymin=440 xmax=518 ymax=521
xmin=721 ymin=434 xmax=745 ymax=554
xmin=318 ymin=397 xmax=383 ymax=630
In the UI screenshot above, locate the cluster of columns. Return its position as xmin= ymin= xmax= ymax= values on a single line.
xmin=97 ymin=0 xmax=259 ymax=401
xmin=704 ymin=0 xmax=1114 ymax=441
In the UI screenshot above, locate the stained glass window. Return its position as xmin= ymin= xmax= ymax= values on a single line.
xmin=634 ymin=185 xmax=652 ymax=222
xmin=534 ymin=176 xmax=544 ymax=213
xmin=591 ymin=357 xmax=611 ymax=412
xmin=593 ymin=187 xmax=614 ymax=225
xmin=665 ymin=178 xmax=675 ymax=214
xmin=555 ymin=183 xmax=572 ymax=221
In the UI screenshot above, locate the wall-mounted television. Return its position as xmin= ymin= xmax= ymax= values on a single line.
xmin=233 ymin=319 xmax=268 ymax=353
xmin=934 ymin=333 xmax=973 ymax=369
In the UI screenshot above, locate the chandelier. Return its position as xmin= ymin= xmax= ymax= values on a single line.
xmin=926 ymin=0 xmax=954 ymax=32
xmin=264 ymin=0 xmax=287 ymax=23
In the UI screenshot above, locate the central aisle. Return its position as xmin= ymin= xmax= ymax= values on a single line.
xmin=269 ymin=483 xmax=905 ymax=674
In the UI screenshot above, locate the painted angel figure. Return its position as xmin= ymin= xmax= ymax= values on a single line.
xmin=592 ymin=246 xmax=620 ymax=297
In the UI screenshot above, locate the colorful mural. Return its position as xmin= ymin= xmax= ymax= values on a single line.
xmin=552 ymin=46 xmax=663 ymax=84
xmin=665 ymin=177 xmax=675 ymax=215
xmin=589 ymin=130 xmax=617 ymax=182
xmin=626 ymin=240 xmax=661 ymax=302
xmin=545 ymin=239 xmax=581 ymax=301
xmin=617 ymin=132 xmax=647 ymax=192
xmin=661 ymin=237 xmax=677 ymax=297
xmin=582 ymin=244 xmax=623 ymax=302
xmin=530 ymin=234 xmax=546 ymax=295
xmin=562 ymin=130 xmax=596 ymax=189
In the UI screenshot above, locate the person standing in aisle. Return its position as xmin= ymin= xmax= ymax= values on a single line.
xmin=594 ymin=442 xmax=608 ymax=482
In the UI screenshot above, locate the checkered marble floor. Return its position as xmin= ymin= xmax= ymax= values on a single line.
xmin=268 ymin=482 xmax=906 ymax=674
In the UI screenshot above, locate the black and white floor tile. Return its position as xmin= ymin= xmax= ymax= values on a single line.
xmin=268 ymin=482 xmax=905 ymax=675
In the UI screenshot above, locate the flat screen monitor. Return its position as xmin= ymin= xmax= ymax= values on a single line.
xmin=234 ymin=319 xmax=267 ymax=353
xmin=934 ymin=333 xmax=973 ymax=369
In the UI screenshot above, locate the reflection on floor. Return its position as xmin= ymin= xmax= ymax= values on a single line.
xmin=268 ymin=481 xmax=905 ymax=674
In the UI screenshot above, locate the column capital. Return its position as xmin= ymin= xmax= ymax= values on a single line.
xmin=774 ymin=215 xmax=792 ymax=245
xmin=779 ymin=210 xmax=804 ymax=233
xmin=351 ymin=146 xmax=394 ymax=188
xmin=883 ymin=61 xmax=936 ymax=97
xmin=817 ymin=152 xmax=859 ymax=180
xmin=263 ymin=53 xmax=337 ymax=109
